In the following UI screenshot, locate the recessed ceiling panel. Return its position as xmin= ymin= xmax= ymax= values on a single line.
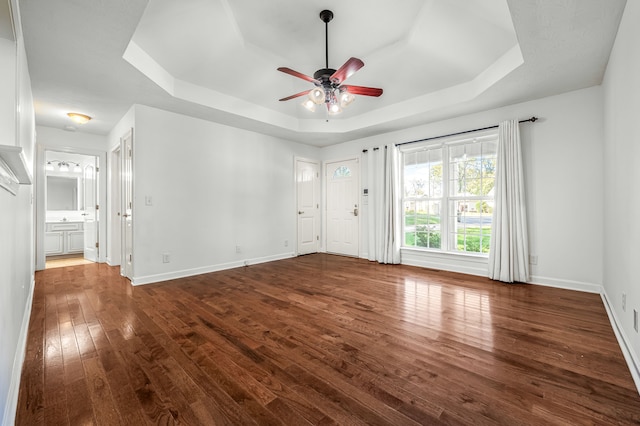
xmin=128 ymin=0 xmax=520 ymax=127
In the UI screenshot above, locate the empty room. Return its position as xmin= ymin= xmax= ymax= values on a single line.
xmin=1 ymin=0 xmax=640 ymax=424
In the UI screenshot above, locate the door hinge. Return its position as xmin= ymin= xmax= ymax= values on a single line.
xmin=316 ymin=235 xmax=319 ymax=241
xmin=316 ymin=172 xmax=319 ymax=178
xmin=128 ymin=149 xmax=132 ymax=157
xmin=96 ymin=167 xmax=99 ymax=172
xmin=129 ymin=254 xmax=132 ymax=262
xmin=96 ymin=204 xmax=99 ymax=210
xmin=95 ymin=242 xmax=99 ymax=248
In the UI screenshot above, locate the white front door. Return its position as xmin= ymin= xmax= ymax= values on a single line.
xmin=121 ymin=129 xmax=134 ymax=279
xmin=296 ymin=158 xmax=319 ymax=255
xmin=326 ymin=158 xmax=360 ymax=257
xmin=83 ymin=161 xmax=98 ymax=262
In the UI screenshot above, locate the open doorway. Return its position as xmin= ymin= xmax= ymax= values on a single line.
xmin=43 ymin=150 xmax=99 ymax=269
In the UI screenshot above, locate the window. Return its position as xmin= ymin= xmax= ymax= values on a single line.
xmin=333 ymin=166 xmax=351 ymax=178
xmin=401 ymin=130 xmax=498 ymax=255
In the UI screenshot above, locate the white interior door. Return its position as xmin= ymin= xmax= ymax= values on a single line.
xmin=121 ymin=129 xmax=133 ymax=279
xmin=296 ymin=158 xmax=319 ymax=255
xmin=83 ymin=160 xmax=98 ymax=261
xmin=326 ymin=158 xmax=359 ymax=257
xmin=110 ymin=147 xmax=121 ymax=266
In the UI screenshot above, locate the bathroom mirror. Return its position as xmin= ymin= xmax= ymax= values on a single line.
xmin=47 ymin=176 xmax=79 ymax=210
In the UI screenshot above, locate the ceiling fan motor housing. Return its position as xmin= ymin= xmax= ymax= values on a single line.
xmin=319 ymin=10 xmax=334 ymax=23
xmin=313 ymin=68 xmax=340 ymax=102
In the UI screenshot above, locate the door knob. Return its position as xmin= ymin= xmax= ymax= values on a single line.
xmin=298 ymin=211 xmax=304 ymax=215
xmin=353 ymin=208 xmax=359 ymax=216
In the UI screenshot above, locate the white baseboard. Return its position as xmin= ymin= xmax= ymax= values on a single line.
xmin=105 ymin=259 xmax=120 ymax=267
xmin=3 ymin=277 xmax=35 ymax=426
xmin=131 ymin=252 xmax=296 ymax=286
xmin=600 ymin=289 xmax=640 ymax=395
xmin=528 ymin=275 xmax=602 ymax=294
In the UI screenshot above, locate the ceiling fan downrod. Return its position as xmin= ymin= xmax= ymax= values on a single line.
xmin=320 ymin=10 xmax=333 ymax=70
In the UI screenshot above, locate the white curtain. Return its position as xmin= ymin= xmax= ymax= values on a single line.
xmin=488 ymin=120 xmax=530 ymax=283
xmin=367 ymin=145 xmax=401 ymax=264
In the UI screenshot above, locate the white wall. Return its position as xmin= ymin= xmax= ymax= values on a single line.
xmin=0 ymin=0 xmax=35 ymax=423
xmin=322 ymin=86 xmax=604 ymax=293
xmin=126 ymin=105 xmax=320 ymax=284
xmin=0 ymin=38 xmax=15 ymax=146
xmin=602 ymin=0 xmax=640 ymax=388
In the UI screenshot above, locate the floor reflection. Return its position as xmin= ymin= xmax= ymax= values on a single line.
xmin=403 ymin=277 xmax=494 ymax=350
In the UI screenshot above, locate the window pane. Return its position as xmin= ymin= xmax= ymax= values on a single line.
xmin=450 ymin=199 xmax=492 ymax=253
xmin=403 ymin=199 xmax=441 ymax=249
xmin=333 ymin=166 xmax=351 ymax=178
xmin=404 ymin=148 xmax=443 ymax=198
xmin=482 ymin=158 xmax=496 ymax=178
xmin=429 ymin=149 xmax=443 ymax=197
xmin=450 ymin=144 xmax=465 ymax=162
xmin=450 ymin=142 xmax=497 ymax=197
xmin=404 ymin=201 xmax=417 ymax=226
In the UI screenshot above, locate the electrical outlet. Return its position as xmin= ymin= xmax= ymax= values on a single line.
xmin=236 ymin=245 xmax=241 ymax=254
xmin=529 ymin=255 xmax=538 ymax=265
xmin=284 ymin=240 xmax=288 ymax=247
xmin=634 ymin=309 xmax=638 ymax=333
xmin=622 ymin=293 xmax=627 ymax=312
xmin=162 ymin=253 xmax=170 ymax=263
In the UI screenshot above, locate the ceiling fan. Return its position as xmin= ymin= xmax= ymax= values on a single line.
xmin=277 ymin=9 xmax=383 ymax=115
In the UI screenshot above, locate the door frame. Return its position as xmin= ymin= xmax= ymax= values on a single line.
xmin=120 ymin=128 xmax=134 ymax=279
xmin=322 ymin=156 xmax=361 ymax=257
xmin=82 ymin=161 xmax=98 ymax=262
xmin=294 ymin=156 xmax=320 ymax=256
xmin=35 ymin=144 xmax=107 ymax=270
xmin=107 ymin=145 xmax=121 ymax=266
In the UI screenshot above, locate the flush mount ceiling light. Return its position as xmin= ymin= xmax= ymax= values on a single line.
xmin=277 ymin=9 xmax=383 ymax=115
xmin=67 ymin=112 xmax=92 ymax=124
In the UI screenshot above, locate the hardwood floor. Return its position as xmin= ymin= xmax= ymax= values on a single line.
xmin=15 ymin=254 xmax=640 ymax=425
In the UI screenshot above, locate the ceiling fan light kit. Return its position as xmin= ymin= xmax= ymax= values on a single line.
xmin=277 ymin=9 xmax=383 ymax=116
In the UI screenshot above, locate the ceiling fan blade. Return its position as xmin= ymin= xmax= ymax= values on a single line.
xmin=277 ymin=67 xmax=319 ymax=84
xmin=279 ymin=90 xmax=311 ymax=102
xmin=330 ymin=57 xmax=364 ymax=84
xmin=342 ymin=85 xmax=383 ymax=97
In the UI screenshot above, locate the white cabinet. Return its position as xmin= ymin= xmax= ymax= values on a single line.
xmin=45 ymin=222 xmax=84 ymax=256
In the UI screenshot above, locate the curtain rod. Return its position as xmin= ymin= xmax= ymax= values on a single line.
xmin=395 ymin=116 xmax=538 ymax=147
